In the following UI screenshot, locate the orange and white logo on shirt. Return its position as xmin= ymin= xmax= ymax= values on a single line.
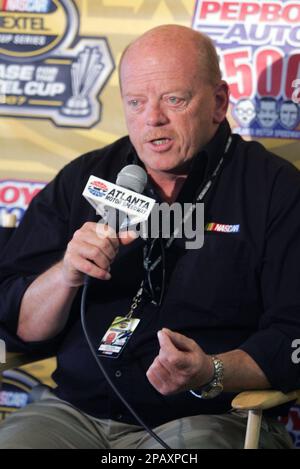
xmin=205 ymin=223 xmax=240 ymax=233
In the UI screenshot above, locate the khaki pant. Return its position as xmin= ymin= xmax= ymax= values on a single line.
xmin=0 ymin=392 xmax=293 ymax=449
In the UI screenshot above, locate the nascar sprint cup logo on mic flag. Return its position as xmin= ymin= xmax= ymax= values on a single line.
xmin=0 ymin=0 xmax=114 ymax=127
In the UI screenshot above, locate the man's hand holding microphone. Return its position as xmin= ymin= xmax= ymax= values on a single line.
xmin=62 ymin=222 xmax=137 ymax=287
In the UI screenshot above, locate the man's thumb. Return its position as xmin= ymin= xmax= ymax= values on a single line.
xmin=118 ymin=229 xmax=138 ymax=245
xmin=161 ymin=328 xmax=193 ymax=352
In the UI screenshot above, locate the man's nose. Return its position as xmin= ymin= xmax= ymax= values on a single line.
xmin=145 ymin=102 xmax=169 ymax=126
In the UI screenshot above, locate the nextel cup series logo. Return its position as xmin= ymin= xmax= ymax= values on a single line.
xmin=0 ymin=0 xmax=114 ymax=127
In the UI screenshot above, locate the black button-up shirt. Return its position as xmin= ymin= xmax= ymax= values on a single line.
xmin=1 ymin=121 xmax=300 ymax=426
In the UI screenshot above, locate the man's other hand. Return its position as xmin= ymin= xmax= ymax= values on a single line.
xmin=146 ymin=328 xmax=214 ymax=395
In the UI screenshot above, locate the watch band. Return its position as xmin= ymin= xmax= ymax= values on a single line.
xmin=190 ymin=356 xmax=224 ymax=399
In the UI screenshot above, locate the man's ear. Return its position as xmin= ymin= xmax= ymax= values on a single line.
xmin=213 ymin=81 xmax=230 ymax=124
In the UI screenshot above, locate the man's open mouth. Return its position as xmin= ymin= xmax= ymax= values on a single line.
xmin=151 ymin=138 xmax=171 ymax=145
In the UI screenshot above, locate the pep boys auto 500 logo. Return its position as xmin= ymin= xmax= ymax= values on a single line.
xmin=193 ymin=0 xmax=300 ymax=139
xmin=0 ymin=0 xmax=114 ymax=127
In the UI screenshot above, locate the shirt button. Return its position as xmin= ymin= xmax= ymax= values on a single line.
xmin=115 ymin=370 xmax=122 ymax=378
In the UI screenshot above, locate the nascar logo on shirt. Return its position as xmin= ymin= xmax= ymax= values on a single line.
xmin=205 ymin=222 xmax=240 ymax=233
xmin=192 ymin=0 xmax=300 ymax=140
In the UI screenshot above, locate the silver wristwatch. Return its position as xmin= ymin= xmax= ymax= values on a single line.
xmin=190 ymin=356 xmax=224 ymax=399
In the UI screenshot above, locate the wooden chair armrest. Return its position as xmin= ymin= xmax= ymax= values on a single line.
xmin=232 ymin=389 xmax=300 ymax=411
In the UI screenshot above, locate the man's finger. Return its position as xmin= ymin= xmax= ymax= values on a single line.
xmin=96 ymin=223 xmax=119 ymax=250
xmin=157 ymin=330 xmax=189 ymax=371
xmin=146 ymin=357 xmax=172 ymax=394
xmin=161 ymin=328 xmax=195 ymax=352
xmin=157 ymin=329 xmax=178 ymax=355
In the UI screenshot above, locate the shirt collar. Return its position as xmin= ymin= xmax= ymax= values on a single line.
xmin=200 ymin=118 xmax=232 ymax=181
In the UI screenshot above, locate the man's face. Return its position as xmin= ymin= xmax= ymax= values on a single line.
xmin=257 ymin=101 xmax=278 ymax=128
xmin=280 ymin=103 xmax=298 ymax=129
xmin=120 ymin=43 xmax=227 ymax=176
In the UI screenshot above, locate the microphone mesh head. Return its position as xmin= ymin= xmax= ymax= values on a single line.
xmin=116 ymin=165 xmax=148 ymax=193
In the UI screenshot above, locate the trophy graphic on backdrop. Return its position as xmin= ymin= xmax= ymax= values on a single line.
xmin=62 ymin=47 xmax=104 ymax=116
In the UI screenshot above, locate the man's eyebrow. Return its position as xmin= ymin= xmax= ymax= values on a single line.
xmin=160 ymin=91 xmax=192 ymax=103
xmin=123 ymin=93 xmax=145 ymax=97
xmin=162 ymin=89 xmax=191 ymax=95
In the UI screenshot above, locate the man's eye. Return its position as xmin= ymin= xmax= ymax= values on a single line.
xmin=166 ymin=96 xmax=184 ymax=106
xmin=168 ymin=97 xmax=179 ymax=104
xmin=128 ymin=99 xmax=140 ymax=108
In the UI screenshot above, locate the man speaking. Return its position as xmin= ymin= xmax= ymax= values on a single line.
xmin=0 ymin=25 xmax=299 ymax=449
